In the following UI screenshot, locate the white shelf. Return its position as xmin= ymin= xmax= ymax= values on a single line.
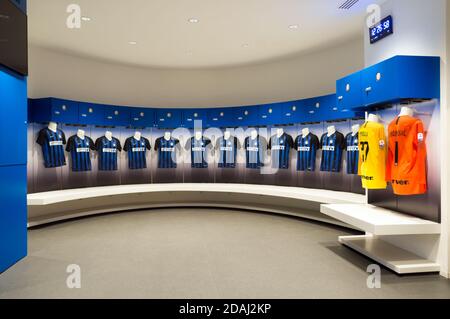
xmin=28 ymin=184 xmax=366 ymax=206
xmin=320 ymin=204 xmax=440 ymax=235
xmin=339 ymin=235 xmax=440 ymax=274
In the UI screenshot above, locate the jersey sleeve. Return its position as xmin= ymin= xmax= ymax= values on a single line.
xmin=320 ymin=134 xmax=326 ymax=149
xmin=88 ymin=137 xmax=96 ymax=150
xmin=154 ymin=138 xmax=161 ymax=151
xmin=338 ymin=133 xmax=346 ymax=149
xmin=174 ymin=138 xmax=181 ymax=150
xmin=36 ymin=129 xmax=46 ymax=146
xmin=287 ymin=135 xmax=294 ymax=149
xmin=123 ymin=138 xmax=131 ymax=152
xmin=145 ymin=138 xmax=151 ymax=150
xmin=385 ymin=125 xmax=392 ymax=181
xmin=115 ymin=138 xmax=122 ymax=152
xmin=294 ymin=136 xmax=299 ymax=149
xmin=94 ymin=138 xmax=102 ymax=151
xmin=414 ymin=120 xmax=427 ymax=184
xmin=61 ymin=131 xmax=67 ymax=145
xmin=65 ymin=136 xmax=74 ymax=152
xmin=313 ymin=134 xmax=320 ymax=149
xmin=268 ymin=137 xmax=272 ymax=150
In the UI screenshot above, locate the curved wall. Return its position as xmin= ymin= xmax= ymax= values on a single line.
xmin=27 ymin=38 xmax=364 ymax=108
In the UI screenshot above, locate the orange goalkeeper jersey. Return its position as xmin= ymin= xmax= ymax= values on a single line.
xmin=386 ymin=115 xmax=427 ymax=195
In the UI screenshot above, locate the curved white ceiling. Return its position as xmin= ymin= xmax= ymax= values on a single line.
xmin=28 ymin=0 xmax=380 ymax=69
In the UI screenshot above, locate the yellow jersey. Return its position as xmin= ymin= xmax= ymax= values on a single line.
xmin=358 ymin=121 xmax=387 ymax=189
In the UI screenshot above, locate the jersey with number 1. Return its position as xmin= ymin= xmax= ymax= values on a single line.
xmin=358 ymin=121 xmax=387 ymax=189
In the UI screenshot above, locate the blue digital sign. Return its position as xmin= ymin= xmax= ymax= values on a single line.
xmin=369 ymin=15 xmax=393 ymax=44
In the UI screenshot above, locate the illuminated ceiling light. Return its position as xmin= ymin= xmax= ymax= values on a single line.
xmin=288 ymin=24 xmax=299 ymax=30
xmin=81 ymin=16 xmax=91 ymax=22
xmin=128 ymin=41 xmax=138 ymax=45
xmin=188 ymin=18 xmax=199 ymax=23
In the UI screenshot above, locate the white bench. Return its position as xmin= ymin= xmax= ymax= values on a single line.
xmin=27 ymin=184 xmax=365 ymax=228
xmin=320 ymin=204 xmax=441 ymax=274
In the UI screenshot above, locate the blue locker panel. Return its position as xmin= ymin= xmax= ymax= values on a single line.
xmin=303 ymin=96 xmax=326 ymax=123
xmin=206 ymin=107 xmax=234 ymax=128
xmin=0 ymin=69 xmax=27 ymax=166
xmin=30 ymin=98 xmax=79 ymax=124
xmin=234 ymin=106 xmax=259 ymax=127
xmin=103 ymin=105 xmax=130 ymax=126
xmin=10 ymin=0 xmax=27 ymax=13
xmin=0 ymin=165 xmax=27 ymax=273
xmin=78 ymin=102 xmax=104 ymax=125
xmin=182 ymin=109 xmax=208 ymax=129
xmin=258 ymin=103 xmax=283 ymax=126
xmin=321 ymin=93 xmax=355 ymax=121
xmin=336 ymin=70 xmax=363 ymax=111
xmin=361 ymin=55 xmax=440 ymax=107
xmin=129 ymin=107 xmax=155 ymax=128
xmin=281 ymin=100 xmax=303 ymax=124
xmin=156 ymin=109 xmax=183 ymax=128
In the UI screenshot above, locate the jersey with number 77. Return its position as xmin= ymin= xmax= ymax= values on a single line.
xmin=358 ymin=121 xmax=387 ymax=189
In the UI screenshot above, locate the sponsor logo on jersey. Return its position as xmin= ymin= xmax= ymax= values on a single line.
xmin=247 ymin=147 xmax=259 ymax=152
xmin=298 ymin=146 xmax=311 ymax=152
xmin=347 ymin=146 xmax=359 ymax=151
xmin=49 ymin=141 xmax=63 ymax=146
xmin=379 ymin=140 xmax=385 ymax=149
xmin=272 ymin=145 xmax=285 ymax=151
xmin=220 ymin=146 xmax=233 ymax=152
xmin=132 ymin=147 xmax=146 ymax=152
xmin=192 ymin=147 xmax=206 ymax=152
xmin=322 ymin=146 xmax=335 ymax=151
xmin=76 ymin=147 xmax=90 ymax=153
xmin=102 ymin=148 xmax=117 ymax=153
xmin=392 ymin=179 xmax=410 ymax=186
xmin=418 ymin=133 xmax=424 ymax=142
xmin=161 ymin=147 xmax=175 ymax=152
xmin=390 ymin=130 xmax=407 ymax=137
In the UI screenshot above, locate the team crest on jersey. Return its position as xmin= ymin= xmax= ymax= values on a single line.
xmin=379 ymin=140 xmax=385 ymax=148
xmin=305 ymin=141 xmax=309 ymax=145
xmin=170 ymin=142 xmax=174 ymax=146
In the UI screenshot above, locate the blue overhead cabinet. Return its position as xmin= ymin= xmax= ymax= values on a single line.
xmin=234 ymin=106 xmax=259 ymax=127
xmin=258 ymin=103 xmax=283 ymax=126
xmin=336 ymin=70 xmax=363 ymax=111
xmin=302 ymin=95 xmax=327 ymax=123
xmin=206 ymin=107 xmax=234 ymax=128
xmin=281 ymin=100 xmax=303 ymax=124
xmin=182 ymin=109 xmax=207 ymax=129
xmin=129 ymin=107 xmax=155 ymax=127
xmin=78 ymin=102 xmax=104 ymax=125
xmin=156 ymin=109 xmax=183 ymax=129
xmin=361 ymin=55 xmax=440 ymax=108
xmin=29 ymin=98 xmax=79 ymax=125
xmin=103 ymin=105 xmax=130 ymax=126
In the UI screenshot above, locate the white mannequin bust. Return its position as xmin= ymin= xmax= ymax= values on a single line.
xmin=48 ymin=122 xmax=58 ymax=133
xmin=367 ymin=114 xmax=379 ymax=123
xmin=224 ymin=131 xmax=231 ymax=140
xmin=327 ymin=126 xmax=336 ymax=137
xmin=105 ymin=131 xmax=113 ymax=141
xmin=195 ymin=131 xmax=202 ymax=140
xmin=302 ymin=128 xmax=310 ymax=137
xmin=164 ymin=132 xmax=171 ymax=141
xmin=77 ymin=129 xmax=85 ymax=139
xmin=351 ymin=124 xmax=360 ymax=136
xmin=399 ymin=106 xmax=414 ymax=117
xmin=250 ymin=129 xmax=258 ymax=140
xmin=133 ymin=131 xmax=142 ymax=141
xmin=276 ymin=128 xmax=284 ymax=138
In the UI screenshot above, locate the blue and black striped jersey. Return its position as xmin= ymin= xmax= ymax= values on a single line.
xmin=154 ymin=137 xmax=180 ymax=168
xmin=95 ymin=136 xmax=122 ymax=171
xmin=268 ymin=133 xmax=294 ymax=169
xmin=294 ymin=133 xmax=320 ymax=172
xmin=244 ymin=136 xmax=266 ymax=169
xmin=320 ymin=132 xmax=346 ymax=172
xmin=186 ymin=137 xmax=212 ymax=168
xmin=345 ymin=132 xmax=359 ymax=175
xmin=36 ymin=128 xmax=67 ymax=168
xmin=124 ymin=136 xmax=151 ymax=170
xmin=66 ymin=135 xmax=95 ymax=172
xmin=216 ymin=136 xmax=240 ymax=168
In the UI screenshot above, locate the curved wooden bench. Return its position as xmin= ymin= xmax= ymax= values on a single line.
xmin=27 ymin=184 xmax=365 ymax=228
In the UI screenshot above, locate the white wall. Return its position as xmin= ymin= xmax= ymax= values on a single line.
xmin=364 ymin=0 xmax=449 ymax=278
xmin=28 ymin=38 xmax=364 ymax=108
xmin=364 ymin=0 xmax=447 ymax=66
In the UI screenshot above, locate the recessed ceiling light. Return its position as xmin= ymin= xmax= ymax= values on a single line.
xmin=128 ymin=41 xmax=138 ymax=45
xmin=288 ymin=24 xmax=299 ymax=30
xmin=242 ymin=43 xmax=249 ymax=48
xmin=81 ymin=16 xmax=91 ymax=22
xmin=188 ymin=18 xmax=199 ymax=23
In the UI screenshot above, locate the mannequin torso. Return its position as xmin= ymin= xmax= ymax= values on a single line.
xmin=327 ymin=126 xmax=336 ymax=137
xmin=276 ymin=128 xmax=284 ymax=138
xmin=367 ymin=114 xmax=379 ymax=123
xmin=399 ymin=106 xmax=414 ymax=117
xmin=133 ymin=131 xmax=142 ymax=141
xmin=164 ymin=132 xmax=171 ymax=141
xmin=77 ymin=129 xmax=85 ymax=139
xmin=302 ymin=128 xmax=310 ymax=137
xmin=48 ymin=122 xmax=58 ymax=133
xmin=105 ymin=131 xmax=113 ymax=141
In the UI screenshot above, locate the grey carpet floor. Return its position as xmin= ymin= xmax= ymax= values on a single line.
xmin=0 ymin=208 xmax=449 ymax=299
